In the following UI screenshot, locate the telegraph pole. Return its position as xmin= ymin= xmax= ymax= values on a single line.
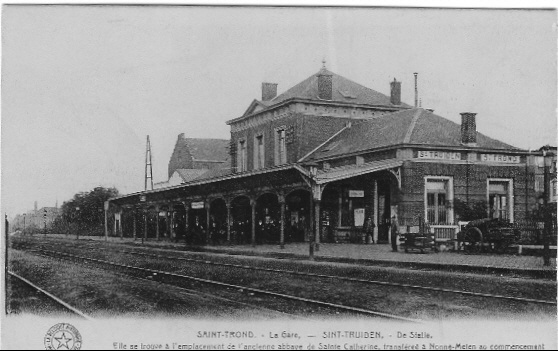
xmin=5 ymin=213 xmax=9 ymax=315
xmin=145 ymin=135 xmax=154 ymax=191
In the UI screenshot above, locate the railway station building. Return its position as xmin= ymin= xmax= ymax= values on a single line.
xmin=106 ymin=64 xmax=545 ymax=247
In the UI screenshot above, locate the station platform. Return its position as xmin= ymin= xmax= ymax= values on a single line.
xmin=15 ymin=234 xmax=558 ymax=279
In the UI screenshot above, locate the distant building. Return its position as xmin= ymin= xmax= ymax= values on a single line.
xmin=12 ymin=204 xmax=60 ymax=232
xmin=153 ymin=135 xmax=230 ymax=189
xmin=167 ymin=134 xmax=230 ymax=178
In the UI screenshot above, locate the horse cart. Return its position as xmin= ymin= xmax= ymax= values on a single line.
xmin=456 ymin=218 xmax=520 ymax=254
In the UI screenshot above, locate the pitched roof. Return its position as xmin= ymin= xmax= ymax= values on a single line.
xmin=307 ymin=108 xmax=521 ymax=161
xmin=184 ymin=138 xmax=230 ymax=162
xmin=174 ymin=169 xmax=210 ymax=182
xmin=269 ymin=69 xmax=412 ymax=108
xmin=190 ymin=167 xmax=233 ymax=182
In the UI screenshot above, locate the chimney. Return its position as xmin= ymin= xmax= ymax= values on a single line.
xmin=413 ymin=72 xmax=418 ymax=107
xmin=261 ymin=82 xmax=278 ymax=101
xmin=317 ymin=61 xmax=333 ymax=100
xmin=390 ymin=78 xmax=401 ymax=105
xmin=460 ymin=112 xmax=477 ymax=145
xmin=178 ymin=133 xmax=185 ymax=140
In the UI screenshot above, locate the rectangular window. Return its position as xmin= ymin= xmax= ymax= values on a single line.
xmin=254 ymin=135 xmax=265 ymax=170
xmin=425 ymin=177 xmax=453 ymax=224
xmin=275 ymin=128 xmax=287 ymax=165
xmin=237 ymin=139 xmax=247 ymax=172
xmin=488 ymin=179 xmax=513 ymax=221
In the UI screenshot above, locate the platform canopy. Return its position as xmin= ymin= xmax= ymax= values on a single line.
xmin=314 ymin=159 xmax=403 ymax=185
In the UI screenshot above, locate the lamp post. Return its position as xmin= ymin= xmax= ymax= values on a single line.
xmin=43 ymin=208 xmax=47 ymax=236
xmin=75 ymin=206 xmax=80 ymax=241
xmin=23 ymin=213 xmax=26 ymax=236
xmin=307 ymin=162 xmax=319 ymax=260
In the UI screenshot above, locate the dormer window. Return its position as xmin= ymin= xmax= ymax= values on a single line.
xmin=339 ymin=89 xmax=357 ymax=99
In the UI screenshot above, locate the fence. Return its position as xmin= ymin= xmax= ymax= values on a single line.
xmin=513 ymin=219 xmax=557 ymax=246
xmin=427 ymin=220 xmax=557 ymax=247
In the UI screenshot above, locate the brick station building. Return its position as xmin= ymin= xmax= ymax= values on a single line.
xmin=106 ymin=64 xmax=543 ymax=247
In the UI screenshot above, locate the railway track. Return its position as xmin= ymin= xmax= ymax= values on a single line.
xmin=7 ymin=271 xmax=94 ymax=320
xmin=19 ymin=246 xmax=422 ymax=323
xmin=23 ymin=250 xmax=311 ymax=321
xmin=14 ymin=239 xmax=557 ymax=307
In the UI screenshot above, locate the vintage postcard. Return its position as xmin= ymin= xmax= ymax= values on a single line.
xmin=1 ymin=3 xmax=557 ymax=350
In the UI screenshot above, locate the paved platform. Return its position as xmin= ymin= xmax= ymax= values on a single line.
xmin=24 ymin=234 xmax=557 ymax=278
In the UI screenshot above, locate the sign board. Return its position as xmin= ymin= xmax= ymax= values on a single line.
xmin=417 ymin=150 xmax=461 ymax=160
xmin=349 ymin=190 xmax=364 ymax=198
xmin=191 ymin=201 xmax=205 ymax=209
xmin=480 ymin=154 xmax=520 ymax=163
xmin=104 ymin=201 xmax=110 ymax=210
xmin=139 ymin=195 xmax=146 ymax=202
xmin=354 ymin=208 xmax=365 ymax=227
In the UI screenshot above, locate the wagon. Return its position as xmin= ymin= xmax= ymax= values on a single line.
xmin=456 ymin=218 xmax=521 ymax=254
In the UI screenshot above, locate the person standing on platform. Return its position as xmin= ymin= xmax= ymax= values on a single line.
xmin=364 ymin=216 xmax=376 ymax=244
xmin=390 ymin=215 xmax=400 ymax=252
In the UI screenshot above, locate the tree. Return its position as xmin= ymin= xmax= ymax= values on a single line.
xmin=59 ymin=187 xmax=119 ymax=236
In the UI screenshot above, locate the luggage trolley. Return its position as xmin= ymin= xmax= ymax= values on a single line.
xmin=400 ymin=223 xmax=438 ymax=253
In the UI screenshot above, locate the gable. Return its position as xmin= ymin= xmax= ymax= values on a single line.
xmin=243 ymin=99 xmax=270 ymax=116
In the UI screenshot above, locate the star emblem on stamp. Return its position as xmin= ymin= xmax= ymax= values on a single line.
xmin=44 ymin=323 xmax=82 ymax=350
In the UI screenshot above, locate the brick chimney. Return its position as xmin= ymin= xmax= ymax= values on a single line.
xmin=317 ymin=63 xmax=333 ymax=100
xmin=261 ymin=82 xmax=278 ymax=101
xmin=390 ymin=78 xmax=401 ymax=105
xmin=460 ymin=112 xmax=477 ymax=146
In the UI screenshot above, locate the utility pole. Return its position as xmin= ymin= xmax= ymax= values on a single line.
xmin=145 ymin=135 xmax=154 ymax=191
xmin=414 ymin=72 xmax=418 ymax=108
xmin=5 ymin=213 xmax=9 ymax=315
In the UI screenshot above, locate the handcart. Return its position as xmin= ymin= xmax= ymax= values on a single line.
xmin=400 ymin=224 xmax=438 ymax=253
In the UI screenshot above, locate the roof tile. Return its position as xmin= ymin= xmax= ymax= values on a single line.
xmin=308 ymin=108 xmax=520 ymax=161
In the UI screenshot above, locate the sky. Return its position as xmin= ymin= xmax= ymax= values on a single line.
xmin=1 ymin=5 xmax=556 ymax=219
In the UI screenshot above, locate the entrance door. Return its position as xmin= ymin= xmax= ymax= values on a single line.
xmin=377 ymin=190 xmax=391 ymax=243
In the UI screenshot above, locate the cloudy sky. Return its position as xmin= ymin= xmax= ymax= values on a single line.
xmin=1 ymin=5 xmax=556 ymax=218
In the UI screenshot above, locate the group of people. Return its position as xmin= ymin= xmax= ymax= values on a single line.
xmin=173 ymin=212 xmax=402 ymax=252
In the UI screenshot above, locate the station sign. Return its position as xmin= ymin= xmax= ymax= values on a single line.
xmin=191 ymin=201 xmax=205 ymax=209
xmin=480 ymin=154 xmax=520 ymax=163
xmin=417 ymin=150 xmax=461 ymax=160
xmin=349 ymin=190 xmax=364 ymax=198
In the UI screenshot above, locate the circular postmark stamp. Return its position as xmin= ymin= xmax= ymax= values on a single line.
xmin=44 ymin=323 xmax=82 ymax=350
